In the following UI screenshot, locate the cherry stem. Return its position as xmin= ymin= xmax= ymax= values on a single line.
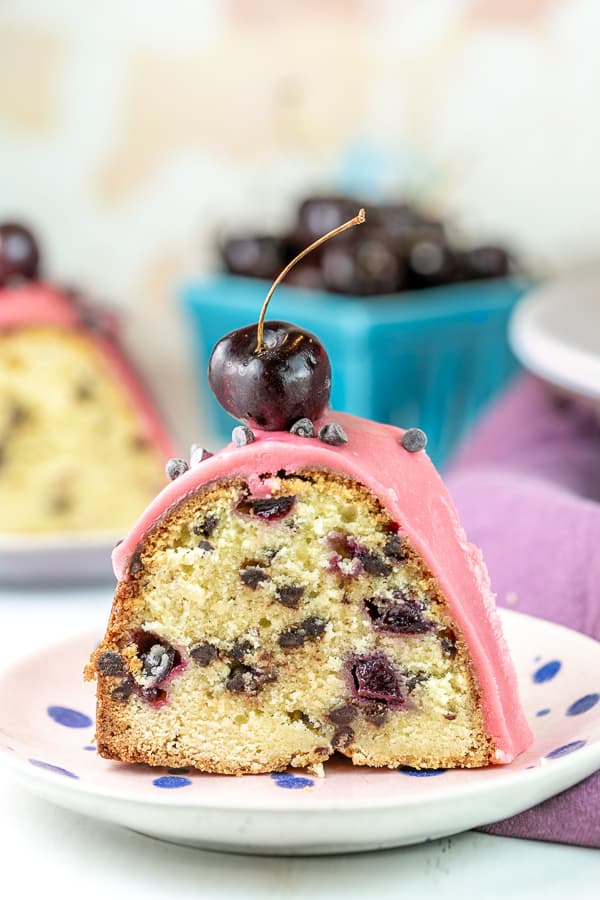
xmin=255 ymin=208 xmax=366 ymax=352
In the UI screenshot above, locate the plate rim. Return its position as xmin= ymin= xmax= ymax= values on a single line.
xmin=509 ymin=273 xmax=600 ymax=401
xmin=0 ymin=609 xmax=599 ymax=813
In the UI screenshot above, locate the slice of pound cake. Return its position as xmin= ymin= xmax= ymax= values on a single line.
xmin=0 ymin=223 xmax=175 ymax=533
xmin=87 ymin=208 xmax=531 ymax=773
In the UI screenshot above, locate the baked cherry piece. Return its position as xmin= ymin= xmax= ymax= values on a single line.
xmin=0 ymin=223 xmax=40 ymax=286
xmin=209 ymin=209 xmax=366 ymax=431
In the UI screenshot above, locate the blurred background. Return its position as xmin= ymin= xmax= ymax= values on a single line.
xmin=1 ymin=0 xmax=598 ymax=457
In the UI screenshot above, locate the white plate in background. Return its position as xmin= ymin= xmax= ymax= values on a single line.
xmin=0 ymin=531 xmax=119 ymax=586
xmin=510 ymin=270 xmax=600 ymax=400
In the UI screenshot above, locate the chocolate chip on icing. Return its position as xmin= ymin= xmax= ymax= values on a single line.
xmin=401 ymin=428 xmax=427 ymax=453
xmin=190 ymin=444 xmax=213 ymax=465
xmin=97 ymin=651 xmax=125 ymax=676
xmin=240 ymin=565 xmax=270 ymax=589
xmin=318 ymin=422 xmax=348 ymax=446
xmin=290 ymin=417 xmax=315 ymax=438
xmin=232 ymin=425 xmax=255 ymax=447
xmin=275 ymin=584 xmax=304 ymax=609
xmin=165 ymin=457 xmax=190 ymax=480
xmin=190 ymin=642 xmax=219 ymax=666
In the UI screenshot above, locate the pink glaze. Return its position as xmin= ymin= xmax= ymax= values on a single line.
xmin=112 ymin=411 xmax=532 ymax=763
xmin=0 ymin=282 xmax=175 ymax=459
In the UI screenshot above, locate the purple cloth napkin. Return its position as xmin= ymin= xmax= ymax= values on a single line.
xmin=446 ymin=375 xmax=600 ymax=848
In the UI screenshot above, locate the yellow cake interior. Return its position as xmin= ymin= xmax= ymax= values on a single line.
xmin=89 ymin=470 xmax=495 ymax=773
xmin=0 ymin=325 xmax=167 ymax=534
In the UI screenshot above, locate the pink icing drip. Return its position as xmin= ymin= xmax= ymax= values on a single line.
xmin=112 ymin=411 xmax=532 ymax=762
xmin=0 ymin=282 xmax=176 ymax=459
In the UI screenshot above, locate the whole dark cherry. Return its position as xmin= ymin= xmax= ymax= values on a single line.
xmin=0 ymin=223 xmax=40 ymax=286
xmin=209 ymin=209 xmax=365 ymax=431
xmin=208 ymin=320 xmax=331 ymax=431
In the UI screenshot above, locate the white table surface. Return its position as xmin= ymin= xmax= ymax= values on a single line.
xmin=1 ymin=584 xmax=599 ymax=900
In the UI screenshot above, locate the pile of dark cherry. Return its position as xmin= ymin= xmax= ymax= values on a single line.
xmin=220 ymin=195 xmax=514 ymax=296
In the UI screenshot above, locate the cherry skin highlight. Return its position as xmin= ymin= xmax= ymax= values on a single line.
xmin=0 ymin=223 xmax=40 ymax=286
xmin=208 ymin=319 xmax=331 ymax=431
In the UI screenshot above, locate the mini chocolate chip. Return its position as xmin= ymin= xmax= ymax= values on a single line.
xmin=97 ymin=651 xmax=125 ymax=676
xmin=111 ymin=676 xmax=134 ymax=701
xmin=360 ymin=551 xmax=392 ymax=577
xmin=197 ymin=540 xmax=214 ymax=553
xmin=50 ymin=492 xmax=71 ymax=514
xmin=232 ymin=425 xmax=254 ymax=447
xmin=440 ymin=636 xmax=457 ymax=657
xmin=318 ymin=422 xmax=348 ymax=446
xmin=278 ymin=617 xmax=327 ymax=649
xmin=168 ymin=767 xmax=190 ymax=774
xmin=165 ymin=457 xmax=190 ymax=480
xmin=225 ymin=664 xmax=275 ymax=694
xmin=328 ymin=703 xmax=357 ymax=726
xmin=129 ymin=552 xmax=143 ymax=576
xmin=445 ymin=712 xmax=458 ymax=721
xmin=193 ymin=514 xmax=219 ymax=538
xmin=132 ymin=435 xmax=151 ymax=451
xmin=9 ymin=403 xmax=29 ymax=427
xmin=190 ymin=444 xmax=213 ymax=465
xmin=190 ymin=642 xmax=219 ymax=666
xmin=361 ymin=701 xmax=388 ymax=726
xmin=240 ymin=566 xmax=270 ymax=589
xmin=229 ymin=639 xmax=253 ymax=662
xmin=405 ymin=670 xmax=428 ymax=692
xmin=383 ymin=534 xmax=407 ymax=562
xmin=275 ymin=584 xmax=304 ymax=609
xmin=290 ymin=417 xmax=315 ymax=438
xmin=401 ymin=428 xmax=427 ymax=452
xmin=332 ymin=726 xmax=354 ymax=749
xmin=75 ymin=383 xmax=94 ymax=401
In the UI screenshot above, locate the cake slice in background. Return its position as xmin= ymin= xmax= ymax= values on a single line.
xmin=0 ymin=223 xmax=175 ymax=535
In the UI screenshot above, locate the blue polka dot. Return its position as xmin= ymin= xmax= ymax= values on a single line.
xmin=152 ymin=775 xmax=192 ymax=788
xmin=536 ymin=708 xmax=551 ymax=717
xmin=83 ymin=745 xmax=96 ymax=751
xmin=270 ymin=773 xmax=314 ymax=789
xmin=533 ymin=660 xmax=562 ymax=684
xmin=566 ymin=694 xmax=600 ymax=716
xmin=47 ymin=706 xmax=93 ymax=729
xmin=545 ymin=740 xmax=587 ymax=759
xmin=399 ymin=766 xmax=446 ymax=777
xmin=28 ymin=759 xmax=78 ymax=779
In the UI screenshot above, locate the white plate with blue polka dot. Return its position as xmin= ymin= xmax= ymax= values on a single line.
xmin=0 ymin=609 xmax=599 ymax=855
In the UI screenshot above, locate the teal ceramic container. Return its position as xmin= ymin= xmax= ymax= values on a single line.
xmin=181 ymin=275 xmax=527 ymax=468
